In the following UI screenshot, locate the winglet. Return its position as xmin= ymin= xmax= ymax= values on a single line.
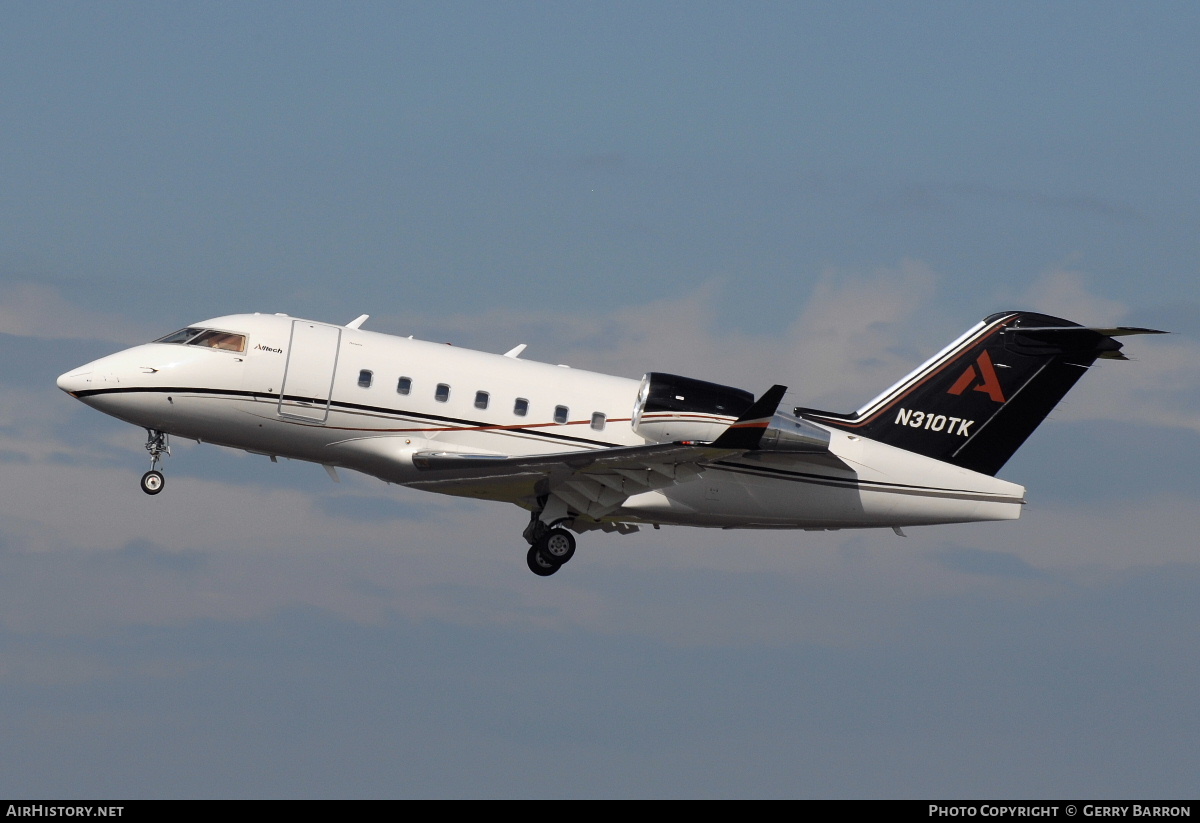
xmin=711 ymin=385 xmax=788 ymax=449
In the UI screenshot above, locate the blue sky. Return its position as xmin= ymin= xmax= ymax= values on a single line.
xmin=1 ymin=2 xmax=1198 ymax=797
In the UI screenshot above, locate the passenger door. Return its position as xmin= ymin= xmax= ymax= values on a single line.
xmin=278 ymin=320 xmax=341 ymax=422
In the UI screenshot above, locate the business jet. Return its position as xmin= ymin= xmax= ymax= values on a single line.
xmin=56 ymin=310 xmax=1162 ymax=576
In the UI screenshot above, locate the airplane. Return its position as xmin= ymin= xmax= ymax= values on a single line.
xmin=56 ymin=309 xmax=1163 ymax=576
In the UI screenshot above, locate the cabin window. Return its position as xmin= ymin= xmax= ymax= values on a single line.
xmin=591 ymin=412 xmax=606 ymax=431
xmin=475 ymin=391 xmax=489 ymax=410
xmin=397 ymin=376 xmax=412 ymax=395
xmin=514 ymin=398 xmax=529 ymax=416
xmin=554 ymin=405 xmax=569 ymax=424
xmin=435 ymin=383 xmax=450 ymax=402
xmin=358 ymin=370 xmax=373 ymax=388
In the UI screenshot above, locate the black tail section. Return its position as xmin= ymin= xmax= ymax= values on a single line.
xmin=796 ymin=312 xmax=1163 ymax=476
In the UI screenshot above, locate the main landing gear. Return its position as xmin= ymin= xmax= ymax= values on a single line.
xmin=523 ymin=511 xmax=577 ymax=577
xmin=140 ymin=429 xmax=170 ymax=495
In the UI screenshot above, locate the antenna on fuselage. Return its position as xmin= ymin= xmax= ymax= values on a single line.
xmin=504 ymin=344 xmax=528 ymax=358
xmin=346 ymin=314 xmax=369 ymax=329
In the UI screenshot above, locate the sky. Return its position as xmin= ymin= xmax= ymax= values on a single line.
xmin=1 ymin=1 xmax=1198 ymax=798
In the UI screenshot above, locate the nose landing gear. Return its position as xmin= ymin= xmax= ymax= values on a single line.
xmin=141 ymin=429 xmax=170 ymax=495
xmin=140 ymin=469 xmax=165 ymax=495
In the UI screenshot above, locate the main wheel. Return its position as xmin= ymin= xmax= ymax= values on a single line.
xmin=140 ymin=470 xmax=165 ymax=495
xmin=526 ymin=546 xmax=560 ymax=576
xmin=538 ymin=528 xmax=576 ymax=565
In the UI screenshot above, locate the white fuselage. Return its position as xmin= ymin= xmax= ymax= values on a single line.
xmin=57 ymin=313 xmax=1025 ymax=530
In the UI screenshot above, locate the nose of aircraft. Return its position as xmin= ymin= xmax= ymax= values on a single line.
xmin=57 ymin=367 xmax=92 ymax=396
xmin=57 ymin=347 xmax=142 ymax=396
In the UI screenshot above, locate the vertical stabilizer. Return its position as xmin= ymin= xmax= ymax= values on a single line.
xmin=796 ymin=312 xmax=1162 ymax=475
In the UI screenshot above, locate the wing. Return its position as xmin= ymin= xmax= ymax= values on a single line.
xmin=408 ymin=441 xmax=738 ymax=519
xmin=406 ymin=385 xmax=798 ymax=523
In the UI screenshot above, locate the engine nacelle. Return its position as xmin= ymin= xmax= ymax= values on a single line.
xmin=755 ymin=410 xmax=832 ymax=453
xmin=631 ymin=372 xmax=754 ymax=443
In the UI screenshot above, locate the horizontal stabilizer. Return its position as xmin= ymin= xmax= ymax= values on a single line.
xmin=1026 ymin=325 xmax=1167 ymax=337
xmin=1019 ymin=325 xmax=1168 ymax=359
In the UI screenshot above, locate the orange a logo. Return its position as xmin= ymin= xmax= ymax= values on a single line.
xmin=947 ymin=350 xmax=1006 ymax=403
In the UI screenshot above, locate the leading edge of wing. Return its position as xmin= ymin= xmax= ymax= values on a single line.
xmin=411 ymin=440 xmax=739 ymax=478
xmin=405 ymin=441 xmax=741 ymax=510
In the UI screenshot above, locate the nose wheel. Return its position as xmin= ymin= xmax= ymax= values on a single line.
xmin=141 ymin=428 xmax=170 ymax=495
xmin=140 ymin=470 xmax=165 ymax=495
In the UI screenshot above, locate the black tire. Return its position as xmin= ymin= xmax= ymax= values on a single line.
xmin=140 ymin=470 xmax=165 ymax=495
xmin=538 ymin=527 xmax=576 ymax=565
xmin=526 ymin=546 xmax=560 ymax=576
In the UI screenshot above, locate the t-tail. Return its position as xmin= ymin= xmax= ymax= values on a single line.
xmin=796 ymin=311 xmax=1165 ymax=476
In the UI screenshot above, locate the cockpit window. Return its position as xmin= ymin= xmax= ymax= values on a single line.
xmin=189 ymin=330 xmax=246 ymax=351
xmin=154 ymin=328 xmax=247 ymax=352
xmin=155 ymin=328 xmax=205 ymax=344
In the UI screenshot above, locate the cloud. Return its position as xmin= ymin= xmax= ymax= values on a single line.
xmin=1021 ymin=267 xmax=1127 ymax=326
xmin=374 ymin=260 xmax=944 ymax=413
xmin=953 ymin=182 xmax=1140 ymax=222
xmin=1012 ymin=270 xmax=1200 ymax=434
xmin=780 ymin=259 xmax=941 ymax=407
xmin=513 ymin=264 xmax=1179 ymax=435
xmin=2 ymin=429 xmax=1195 ymax=647
xmin=0 ymin=281 xmax=150 ymax=344
xmin=868 ymin=180 xmax=1140 ymax=222
xmin=930 ymin=546 xmax=1057 ymax=581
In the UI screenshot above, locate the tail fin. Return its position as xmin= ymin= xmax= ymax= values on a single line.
xmin=797 ymin=311 xmax=1165 ymax=476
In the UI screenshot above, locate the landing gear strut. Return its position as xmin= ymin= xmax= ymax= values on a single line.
xmin=141 ymin=428 xmax=170 ymax=495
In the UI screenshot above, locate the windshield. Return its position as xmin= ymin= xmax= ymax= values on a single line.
xmin=154 ymin=327 xmax=246 ymax=353
xmin=154 ymin=327 xmax=204 ymax=344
